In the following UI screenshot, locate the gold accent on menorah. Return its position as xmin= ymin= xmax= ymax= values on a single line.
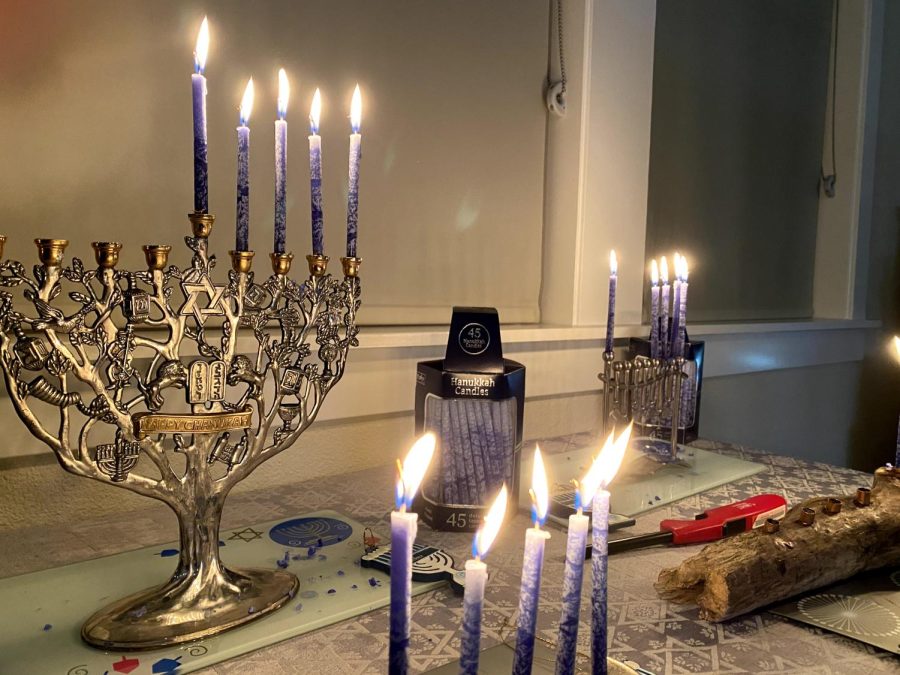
xmin=0 ymin=212 xmax=360 ymax=650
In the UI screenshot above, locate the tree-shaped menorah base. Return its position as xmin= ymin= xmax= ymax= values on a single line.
xmin=0 ymin=216 xmax=360 ymax=650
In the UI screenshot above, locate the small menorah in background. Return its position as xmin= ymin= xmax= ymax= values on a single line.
xmin=0 ymin=213 xmax=360 ymax=650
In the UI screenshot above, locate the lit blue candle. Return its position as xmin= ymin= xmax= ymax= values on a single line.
xmin=659 ymin=256 xmax=670 ymax=359
xmin=649 ymin=260 xmax=660 ymax=359
xmin=605 ymin=251 xmax=617 ymax=354
xmin=346 ymin=84 xmax=362 ymax=257
xmin=274 ymin=69 xmax=289 ymax=254
xmin=512 ymin=447 xmax=550 ymax=675
xmin=309 ymin=89 xmax=324 ymax=256
xmin=389 ymin=433 xmax=436 ymax=675
xmin=675 ymin=257 xmax=689 ymax=358
xmin=459 ymin=485 xmax=508 ymax=675
xmin=235 ymin=78 xmax=254 ymax=252
xmin=894 ymin=337 xmax=900 ymax=467
xmin=556 ymin=439 xmax=615 ymax=675
xmin=191 ymin=17 xmax=209 ymax=213
xmin=590 ymin=425 xmax=631 ymax=675
xmin=670 ymin=254 xmax=683 ymax=359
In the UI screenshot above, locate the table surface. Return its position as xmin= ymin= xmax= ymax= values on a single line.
xmin=2 ymin=436 xmax=898 ymax=675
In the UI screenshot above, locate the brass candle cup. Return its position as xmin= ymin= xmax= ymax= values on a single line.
xmin=0 ymin=235 xmax=6 ymax=259
xmin=142 ymin=245 xmax=172 ymax=271
xmin=229 ymin=250 xmax=255 ymax=274
xmin=306 ymin=254 xmax=329 ymax=277
xmin=35 ymin=239 xmax=69 ymax=268
xmin=854 ymin=486 xmax=871 ymax=507
xmin=763 ymin=518 xmax=781 ymax=534
xmin=340 ymin=256 xmax=361 ymax=278
xmin=92 ymin=241 xmax=123 ymax=270
xmin=270 ymin=252 xmax=294 ymax=276
xmin=188 ymin=211 xmax=215 ymax=239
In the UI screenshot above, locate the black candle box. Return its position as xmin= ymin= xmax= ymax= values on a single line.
xmin=413 ymin=307 xmax=525 ymax=532
xmin=628 ymin=337 xmax=705 ymax=443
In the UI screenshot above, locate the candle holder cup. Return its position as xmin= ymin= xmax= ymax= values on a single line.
xmin=0 ymin=215 xmax=360 ymax=650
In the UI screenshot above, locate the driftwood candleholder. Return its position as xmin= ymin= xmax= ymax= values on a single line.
xmin=655 ymin=466 xmax=900 ymax=621
xmin=0 ymin=215 xmax=360 ymax=649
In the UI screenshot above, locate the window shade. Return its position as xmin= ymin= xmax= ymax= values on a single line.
xmin=0 ymin=0 xmax=548 ymax=325
xmin=645 ymin=0 xmax=832 ymax=322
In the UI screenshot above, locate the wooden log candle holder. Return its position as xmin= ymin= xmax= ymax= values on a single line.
xmin=655 ymin=466 xmax=900 ymax=621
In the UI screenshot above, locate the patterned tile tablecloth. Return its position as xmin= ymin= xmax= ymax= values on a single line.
xmin=1 ymin=436 xmax=898 ymax=674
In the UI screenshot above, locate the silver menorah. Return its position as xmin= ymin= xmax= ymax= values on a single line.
xmin=0 ymin=212 xmax=360 ymax=650
xmin=599 ymin=351 xmax=693 ymax=459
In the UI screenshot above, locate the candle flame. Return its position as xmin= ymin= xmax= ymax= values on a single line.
xmin=350 ymin=84 xmax=362 ymax=134
xmin=580 ymin=424 xmax=632 ymax=503
xmin=680 ymin=256 xmax=689 ymax=282
xmin=609 ymin=250 xmax=618 ymax=276
xmin=650 ymin=259 xmax=659 ymax=285
xmin=893 ymin=336 xmax=900 ymax=363
xmin=660 ymin=256 xmax=669 ymax=284
xmin=394 ymin=432 xmax=436 ymax=510
xmin=529 ymin=446 xmax=549 ymax=526
xmin=239 ymin=78 xmax=254 ymax=126
xmin=310 ymin=88 xmax=322 ymax=134
xmin=277 ymin=69 xmax=290 ymax=120
xmin=194 ymin=17 xmax=209 ymax=74
xmin=472 ymin=484 xmax=508 ymax=559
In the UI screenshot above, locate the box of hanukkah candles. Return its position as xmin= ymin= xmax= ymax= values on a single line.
xmin=413 ymin=307 xmax=525 ymax=532
xmin=628 ymin=336 xmax=704 ymax=443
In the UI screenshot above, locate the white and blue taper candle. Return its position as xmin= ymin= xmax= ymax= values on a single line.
xmin=554 ymin=483 xmax=590 ymax=675
xmin=605 ymin=251 xmax=617 ymax=354
xmin=512 ymin=447 xmax=550 ymax=675
xmin=191 ymin=17 xmax=209 ymax=213
xmin=650 ymin=260 xmax=660 ymax=359
xmin=675 ymin=256 xmax=689 ymax=358
xmin=309 ymin=89 xmax=324 ymax=256
xmin=346 ymin=84 xmax=362 ymax=257
xmin=589 ymin=425 xmax=631 ymax=675
xmin=659 ymin=256 xmax=670 ymax=360
xmin=670 ymin=254 xmax=683 ymax=359
xmin=274 ymin=69 xmax=289 ymax=254
xmin=235 ymin=78 xmax=254 ymax=252
xmin=459 ymin=485 xmax=508 ymax=675
xmin=894 ymin=337 xmax=900 ymax=467
xmin=389 ymin=433 xmax=436 ymax=675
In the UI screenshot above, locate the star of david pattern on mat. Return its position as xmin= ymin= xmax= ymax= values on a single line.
xmin=227 ymin=527 xmax=262 ymax=543
xmin=1 ymin=436 xmax=897 ymax=674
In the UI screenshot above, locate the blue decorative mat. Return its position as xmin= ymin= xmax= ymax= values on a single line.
xmin=0 ymin=510 xmax=443 ymax=675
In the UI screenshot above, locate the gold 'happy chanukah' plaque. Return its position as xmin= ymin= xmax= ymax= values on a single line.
xmin=132 ymin=407 xmax=253 ymax=439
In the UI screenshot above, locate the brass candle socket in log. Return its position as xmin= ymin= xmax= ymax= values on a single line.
xmin=763 ymin=518 xmax=781 ymax=534
xmin=854 ymin=486 xmax=872 ymax=507
xmin=0 ymin=234 xmax=5 ymax=260
xmin=0 ymin=214 xmax=362 ymax=651
xmin=798 ymin=507 xmax=816 ymax=526
xmin=824 ymin=497 xmax=842 ymax=514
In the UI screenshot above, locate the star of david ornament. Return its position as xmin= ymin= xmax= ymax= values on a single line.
xmin=180 ymin=275 xmax=226 ymax=325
